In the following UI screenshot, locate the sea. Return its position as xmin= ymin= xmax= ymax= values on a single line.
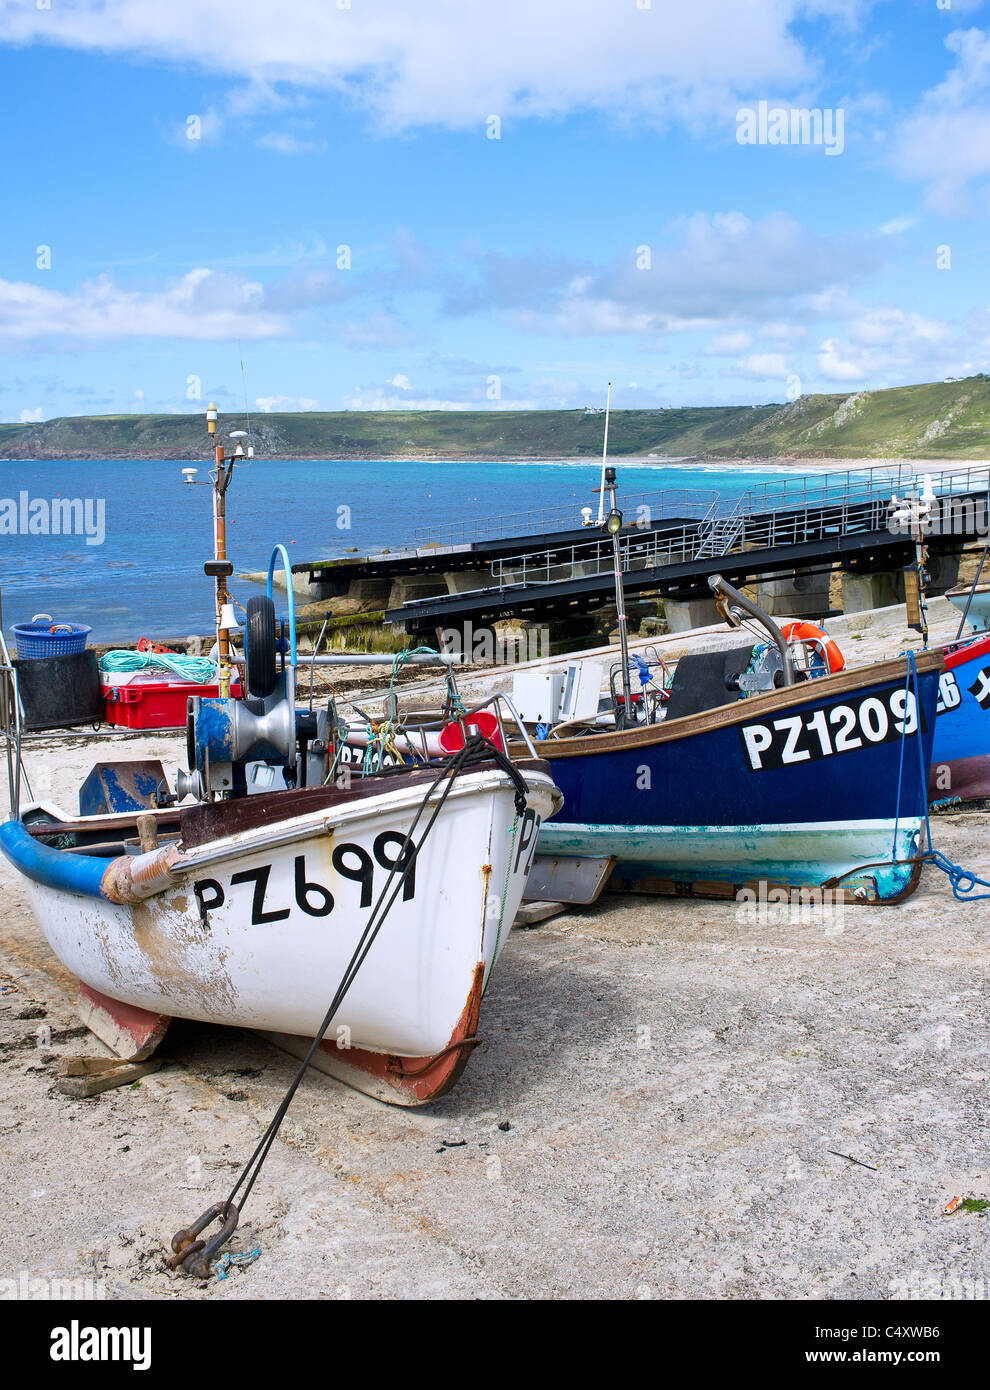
xmin=0 ymin=456 xmax=821 ymax=643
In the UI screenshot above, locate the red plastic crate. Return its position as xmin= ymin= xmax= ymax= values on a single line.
xmin=102 ymin=678 xmax=243 ymax=730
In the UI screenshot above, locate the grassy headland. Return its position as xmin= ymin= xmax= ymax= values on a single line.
xmin=4 ymin=376 xmax=990 ymax=461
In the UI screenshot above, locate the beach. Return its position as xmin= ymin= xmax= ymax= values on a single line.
xmin=2 ymin=596 xmax=988 ymax=1300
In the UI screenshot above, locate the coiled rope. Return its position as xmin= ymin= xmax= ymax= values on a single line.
xmin=99 ymin=649 xmax=219 ymax=684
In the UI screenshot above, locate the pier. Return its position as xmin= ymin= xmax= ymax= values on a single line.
xmin=380 ymin=461 xmax=990 ymax=638
xmin=271 ymin=485 xmax=713 ymax=622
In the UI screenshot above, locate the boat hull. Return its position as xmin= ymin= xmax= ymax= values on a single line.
xmin=531 ymin=654 xmax=942 ymax=903
xmin=539 ymin=820 xmax=923 ymax=901
xmin=1 ymin=768 xmax=558 ymax=1074
xmin=930 ymin=635 xmax=990 ymax=802
xmin=946 ymin=585 xmax=990 ymax=634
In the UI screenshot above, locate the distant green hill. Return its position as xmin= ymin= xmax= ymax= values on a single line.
xmin=4 ymin=376 xmax=990 ymax=460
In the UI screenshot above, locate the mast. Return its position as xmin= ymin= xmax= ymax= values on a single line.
xmin=206 ymin=403 xmax=236 ymax=698
xmin=596 ymin=381 xmax=612 ymax=525
xmin=602 ymin=466 xmax=634 ymax=725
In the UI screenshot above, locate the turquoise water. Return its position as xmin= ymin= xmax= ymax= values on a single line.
xmin=0 ymin=457 xmax=803 ymax=641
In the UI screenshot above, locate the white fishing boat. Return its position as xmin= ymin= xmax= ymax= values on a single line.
xmin=1 ymin=758 xmax=557 ymax=1104
xmin=945 ymin=580 xmax=990 ymax=633
xmin=0 ymin=407 xmax=561 ymax=1105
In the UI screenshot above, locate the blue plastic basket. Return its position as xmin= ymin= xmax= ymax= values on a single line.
xmin=12 ymin=621 xmax=92 ymax=659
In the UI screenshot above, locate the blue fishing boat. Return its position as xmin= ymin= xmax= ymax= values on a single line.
xmin=330 ymin=460 xmax=948 ymax=906
xmin=529 ymin=643 xmax=941 ymax=903
xmin=930 ymin=632 xmax=990 ymax=803
xmin=509 ymin=459 xmax=944 ymax=905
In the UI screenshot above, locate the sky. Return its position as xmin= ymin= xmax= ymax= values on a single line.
xmin=2 ymin=0 xmax=990 ymax=423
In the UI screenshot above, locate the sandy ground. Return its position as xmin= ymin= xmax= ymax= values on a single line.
xmin=1 ymin=604 xmax=989 ymax=1301
xmin=632 ymin=455 xmax=971 ymax=473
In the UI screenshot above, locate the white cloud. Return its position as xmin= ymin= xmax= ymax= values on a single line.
xmin=19 ymin=407 xmax=43 ymax=423
xmin=499 ymin=212 xmax=885 ymax=339
xmin=817 ymin=337 xmax=870 ymax=382
xmin=388 ymin=373 xmax=413 ymax=390
xmin=729 ymin=352 xmax=791 ymax=380
xmin=342 ymin=379 xmax=547 ymax=410
xmin=343 ymin=388 xmax=481 ymax=411
xmin=255 ymin=394 xmax=318 ymax=412
xmin=702 ymin=330 xmax=754 ymax=355
xmin=846 ymin=307 xmax=950 ymax=349
xmin=0 ymin=0 xmax=867 ymax=133
xmin=893 ymin=27 xmax=990 ymax=213
xmin=878 ymin=216 xmax=916 ymax=235
xmin=0 ymin=268 xmax=289 ymax=345
xmin=255 ymin=131 xmax=325 ymax=155
xmin=816 ymin=308 xmax=954 ymax=382
xmin=521 ymin=298 xmax=712 ymax=338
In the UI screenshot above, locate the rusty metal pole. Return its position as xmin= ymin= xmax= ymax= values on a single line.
xmin=908 ymin=500 xmax=930 ymax=647
xmin=206 ymin=403 xmax=233 ymax=700
xmin=605 ymin=471 xmax=635 ymax=725
xmin=213 ymin=444 xmax=234 ymax=699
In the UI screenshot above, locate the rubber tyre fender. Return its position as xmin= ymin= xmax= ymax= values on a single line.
xmin=245 ymin=595 xmax=278 ymax=699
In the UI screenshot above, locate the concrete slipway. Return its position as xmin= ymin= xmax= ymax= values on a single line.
xmin=0 ymin=600 xmax=988 ymax=1300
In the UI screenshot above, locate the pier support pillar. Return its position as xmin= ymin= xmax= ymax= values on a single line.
xmin=840 ymin=570 xmax=905 ymax=614
xmin=756 ymin=568 xmax=833 ymax=619
xmin=345 ymin=577 xmax=390 ymax=606
xmin=386 ymin=574 xmax=450 ymax=609
xmin=254 ymin=569 xmax=350 ymax=603
xmin=662 ymin=597 xmax=720 ymax=633
xmin=444 ymin=568 xmax=490 ymax=595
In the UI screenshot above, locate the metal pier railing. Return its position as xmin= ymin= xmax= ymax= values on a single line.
xmin=397 ymin=458 xmax=990 ymax=608
xmin=412 ymin=485 xmax=721 ymax=547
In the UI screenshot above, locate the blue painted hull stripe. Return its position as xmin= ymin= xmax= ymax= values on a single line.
xmin=0 ymin=819 xmax=108 ymax=900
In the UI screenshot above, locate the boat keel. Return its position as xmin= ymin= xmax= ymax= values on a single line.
xmin=257 ymin=962 xmax=487 ymax=1106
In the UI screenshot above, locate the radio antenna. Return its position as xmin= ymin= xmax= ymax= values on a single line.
xmin=596 ymin=381 xmax=612 ymax=524
xmin=238 ymin=341 xmax=252 ymax=439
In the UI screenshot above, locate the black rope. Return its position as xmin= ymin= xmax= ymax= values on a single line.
xmin=219 ymin=734 xmax=528 ymax=1218
xmin=330 ymin=720 xmax=532 ymax=811
xmin=459 ymin=733 xmax=531 ymax=814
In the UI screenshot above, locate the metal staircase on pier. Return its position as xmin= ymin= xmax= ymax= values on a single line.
xmin=695 ymin=500 xmax=745 ymax=559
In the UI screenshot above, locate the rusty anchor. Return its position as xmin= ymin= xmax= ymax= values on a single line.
xmin=166 ymin=1201 xmax=240 ymax=1280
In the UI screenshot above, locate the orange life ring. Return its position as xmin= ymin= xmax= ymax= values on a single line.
xmin=781 ymin=620 xmax=845 ymax=674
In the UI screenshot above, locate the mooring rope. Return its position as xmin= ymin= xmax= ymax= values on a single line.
xmin=168 ymin=734 xmax=529 ymax=1277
